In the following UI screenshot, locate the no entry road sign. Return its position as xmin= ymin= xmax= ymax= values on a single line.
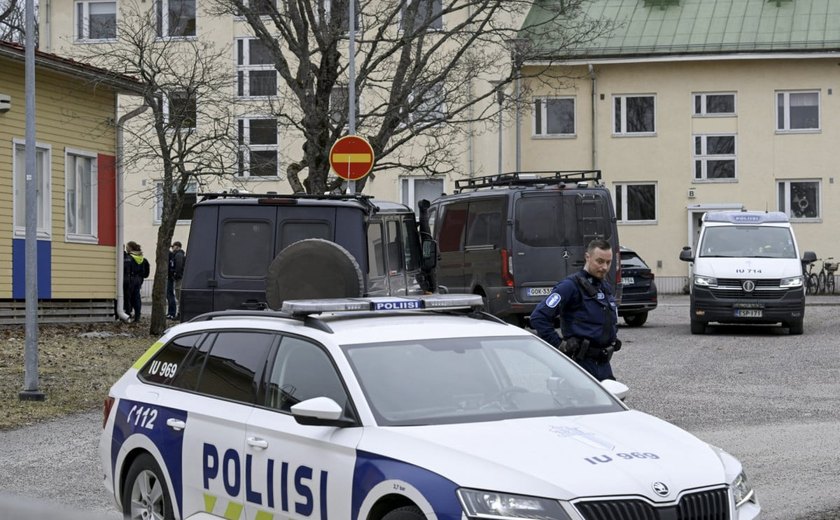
xmin=329 ymin=135 xmax=374 ymax=181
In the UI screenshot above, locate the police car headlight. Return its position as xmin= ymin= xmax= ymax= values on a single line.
xmin=694 ymin=275 xmax=718 ymax=287
xmin=457 ymin=488 xmax=572 ymax=519
xmin=731 ymin=470 xmax=755 ymax=508
xmin=780 ymin=276 xmax=803 ymax=288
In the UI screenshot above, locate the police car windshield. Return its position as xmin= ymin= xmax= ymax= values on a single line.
xmin=342 ymin=336 xmax=623 ymax=426
xmin=700 ymin=226 xmax=796 ymax=259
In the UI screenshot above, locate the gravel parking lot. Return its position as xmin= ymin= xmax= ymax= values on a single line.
xmin=0 ymin=295 xmax=838 ymax=519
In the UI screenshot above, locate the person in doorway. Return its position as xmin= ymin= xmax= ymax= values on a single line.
xmin=124 ymin=241 xmax=150 ymax=323
xmin=167 ymin=241 xmax=186 ymax=319
xmin=529 ymin=238 xmax=621 ymax=381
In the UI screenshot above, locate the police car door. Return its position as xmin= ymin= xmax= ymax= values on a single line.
xmin=177 ymin=331 xmax=276 ymax=519
xmin=245 ymin=335 xmax=361 ymax=520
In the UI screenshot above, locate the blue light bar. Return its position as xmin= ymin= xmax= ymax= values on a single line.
xmin=703 ymin=211 xmax=789 ymax=224
xmin=281 ymin=294 xmax=485 ymax=315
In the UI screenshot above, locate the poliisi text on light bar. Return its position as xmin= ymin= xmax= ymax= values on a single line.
xmin=281 ymin=294 xmax=484 ymax=315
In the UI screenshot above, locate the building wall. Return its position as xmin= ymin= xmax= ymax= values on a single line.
xmin=0 ymin=56 xmax=120 ymax=299
xmin=520 ymin=58 xmax=838 ymax=286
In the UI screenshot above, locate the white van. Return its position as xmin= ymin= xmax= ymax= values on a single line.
xmin=679 ymin=210 xmax=816 ymax=335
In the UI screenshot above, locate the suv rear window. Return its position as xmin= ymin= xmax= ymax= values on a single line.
xmin=514 ymin=194 xmax=612 ymax=247
xmin=620 ymin=252 xmax=648 ymax=269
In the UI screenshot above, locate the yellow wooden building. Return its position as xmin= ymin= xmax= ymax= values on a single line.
xmin=0 ymin=40 xmax=143 ymax=323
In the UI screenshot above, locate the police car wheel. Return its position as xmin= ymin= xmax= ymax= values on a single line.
xmin=382 ymin=505 xmax=425 ymax=520
xmin=122 ymin=453 xmax=175 ymax=520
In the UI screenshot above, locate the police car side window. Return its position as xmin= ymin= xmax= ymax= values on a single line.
xmin=265 ymin=337 xmax=349 ymax=414
xmin=140 ymin=333 xmax=204 ymax=386
xmin=194 ymin=331 xmax=275 ymax=404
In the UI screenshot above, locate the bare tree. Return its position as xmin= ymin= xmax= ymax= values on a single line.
xmin=78 ymin=1 xmax=240 ymax=335
xmin=208 ymin=0 xmax=611 ymax=194
xmin=0 ymin=0 xmax=30 ymax=43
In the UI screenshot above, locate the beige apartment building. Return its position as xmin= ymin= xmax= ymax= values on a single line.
xmin=41 ymin=0 xmax=840 ymax=292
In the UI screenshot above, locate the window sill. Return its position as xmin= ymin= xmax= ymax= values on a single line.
xmin=692 ymin=178 xmax=738 ymax=183
xmin=789 ymin=217 xmax=822 ymax=223
xmin=612 ymin=132 xmax=657 ymax=138
xmin=238 ymin=176 xmax=284 ymax=181
xmin=155 ymin=35 xmax=198 ymax=42
xmin=531 ymin=134 xmax=577 ymax=140
xmin=775 ymin=129 xmax=821 ymax=135
xmin=617 ymin=220 xmax=658 ymax=226
xmin=74 ymin=38 xmax=118 ymax=44
xmin=692 ymin=113 xmax=737 ymax=118
xmin=65 ymin=235 xmax=99 ymax=244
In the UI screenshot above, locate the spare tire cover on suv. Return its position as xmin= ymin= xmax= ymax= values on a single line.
xmin=265 ymin=238 xmax=365 ymax=310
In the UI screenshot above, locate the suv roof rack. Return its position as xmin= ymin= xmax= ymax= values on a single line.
xmin=454 ymin=170 xmax=602 ymax=193
xmin=197 ymin=191 xmax=379 ymax=214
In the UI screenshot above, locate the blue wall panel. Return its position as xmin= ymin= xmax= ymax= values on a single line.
xmin=12 ymin=239 xmax=52 ymax=299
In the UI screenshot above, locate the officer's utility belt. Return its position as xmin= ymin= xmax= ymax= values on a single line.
xmin=558 ymin=337 xmax=613 ymax=363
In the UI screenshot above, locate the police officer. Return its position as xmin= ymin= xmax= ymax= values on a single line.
xmin=529 ymin=238 xmax=621 ymax=381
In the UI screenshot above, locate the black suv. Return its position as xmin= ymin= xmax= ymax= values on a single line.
xmin=179 ymin=192 xmax=437 ymax=321
xmin=617 ymin=246 xmax=657 ymax=327
xmin=428 ymin=171 xmax=621 ymax=325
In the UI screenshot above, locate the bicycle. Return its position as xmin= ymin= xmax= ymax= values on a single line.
xmin=817 ymin=257 xmax=837 ymax=295
xmin=804 ymin=258 xmax=819 ymax=295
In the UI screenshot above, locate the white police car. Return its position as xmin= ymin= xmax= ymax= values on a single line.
xmin=100 ymin=294 xmax=759 ymax=520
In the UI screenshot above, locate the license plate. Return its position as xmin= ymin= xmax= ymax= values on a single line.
xmin=528 ymin=287 xmax=553 ymax=297
xmin=735 ymin=309 xmax=763 ymax=318
xmin=622 ymin=277 xmax=635 ymax=285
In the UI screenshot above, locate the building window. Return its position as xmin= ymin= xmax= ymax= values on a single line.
xmin=239 ymin=0 xmax=276 ymax=16
xmin=238 ymin=118 xmax=279 ymax=178
xmin=400 ymin=176 xmax=445 ymax=214
xmin=13 ymin=141 xmax=51 ymax=238
xmin=165 ymin=91 xmax=197 ymax=130
xmin=329 ymin=86 xmax=360 ymax=126
xmin=409 ymin=83 xmax=446 ymax=124
xmin=326 ymin=0 xmax=361 ymax=32
xmin=155 ymin=182 xmax=197 ymax=223
xmin=693 ymin=134 xmax=735 ymax=180
xmin=156 ymin=0 xmax=196 ymax=38
xmin=66 ymin=149 xmax=98 ymax=241
xmin=776 ymin=91 xmax=819 ymax=131
xmin=400 ymin=0 xmax=443 ymax=31
xmin=693 ymin=92 xmax=735 ymax=116
xmin=533 ymin=97 xmax=575 ymax=137
xmin=75 ymin=1 xmax=116 ymax=41
xmin=237 ymin=38 xmax=277 ymax=97
xmin=778 ymin=180 xmax=820 ymax=220
xmin=613 ymin=95 xmax=655 ymax=135
xmin=614 ymin=183 xmax=656 ymax=223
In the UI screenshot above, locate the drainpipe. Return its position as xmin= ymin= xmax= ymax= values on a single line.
xmin=115 ymin=102 xmax=149 ymax=322
xmin=588 ymin=64 xmax=598 ymax=170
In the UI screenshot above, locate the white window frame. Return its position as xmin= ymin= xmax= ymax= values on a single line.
xmin=408 ymin=83 xmax=446 ymax=125
xmin=400 ymin=176 xmax=445 ymax=214
xmin=65 ymin=148 xmax=99 ymax=243
xmin=235 ymin=0 xmax=276 ymax=17
xmin=532 ymin=96 xmax=576 ymax=138
xmin=693 ymin=134 xmax=737 ymax=182
xmin=238 ymin=117 xmax=280 ymax=179
xmin=612 ymin=94 xmax=656 ymax=136
xmin=777 ymin=179 xmax=821 ymax=221
xmin=614 ymin=182 xmax=657 ymax=224
xmin=692 ymin=92 xmax=736 ymax=117
xmin=163 ymin=91 xmax=197 ymax=131
xmin=236 ymin=37 xmax=278 ymax=98
xmin=155 ymin=181 xmax=198 ymax=224
xmin=399 ymin=0 xmax=443 ymax=32
xmin=156 ymin=0 xmax=196 ymax=39
xmin=12 ymin=139 xmax=52 ymax=239
xmin=325 ymin=0 xmax=362 ymax=33
xmin=74 ymin=1 xmax=117 ymax=42
xmin=776 ymin=90 xmax=820 ymax=133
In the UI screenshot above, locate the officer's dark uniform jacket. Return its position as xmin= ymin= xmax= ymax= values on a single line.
xmin=529 ymin=269 xmax=618 ymax=381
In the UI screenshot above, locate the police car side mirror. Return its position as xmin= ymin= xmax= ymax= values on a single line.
xmin=600 ymin=379 xmax=629 ymax=401
xmin=291 ymin=397 xmax=356 ymax=427
xmin=679 ymin=247 xmax=694 ymax=262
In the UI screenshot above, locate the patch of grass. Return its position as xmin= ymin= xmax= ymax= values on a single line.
xmin=0 ymin=321 xmax=154 ymax=431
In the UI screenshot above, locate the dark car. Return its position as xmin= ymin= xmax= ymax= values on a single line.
xmin=618 ymin=246 xmax=657 ymax=327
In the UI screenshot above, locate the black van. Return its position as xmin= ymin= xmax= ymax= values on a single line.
xmin=428 ymin=171 xmax=620 ymax=325
xmin=179 ymin=192 xmax=437 ymax=321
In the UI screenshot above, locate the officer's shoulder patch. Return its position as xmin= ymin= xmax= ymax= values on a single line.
xmin=546 ymin=293 xmax=562 ymax=308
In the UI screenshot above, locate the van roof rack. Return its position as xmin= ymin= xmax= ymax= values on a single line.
xmin=197 ymin=191 xmax=379 ymax=214
xmin=454 ymin=170 xmax=602 ymax=193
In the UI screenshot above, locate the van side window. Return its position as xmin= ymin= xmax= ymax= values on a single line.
xmin=386 ymin=220 xmax=404 ymax=273
xmin=265 ymin=336 xmax=350 ymax=416
xmin=280 ymin=221 xmax=331 ymax=249
xmin=438 ymin=202 xmax=468 ymax=252
xmin=466 ymin=199 xmax=504 ymax=248
xmin=194 ymin=331 xmax=275 ymax=404
xmin=367 ymin=221 xmax=386 ymax=276
xmin=515 ymin=195 xmax=611 ymax=247
xmin=401 ymin=217 xmax=421 ymax=271
xmin=220 ymin=220 xmax=273 ymax=278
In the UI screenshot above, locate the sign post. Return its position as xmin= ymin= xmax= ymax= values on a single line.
xmin=329 ymin=135 xmax=374 ymax=184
